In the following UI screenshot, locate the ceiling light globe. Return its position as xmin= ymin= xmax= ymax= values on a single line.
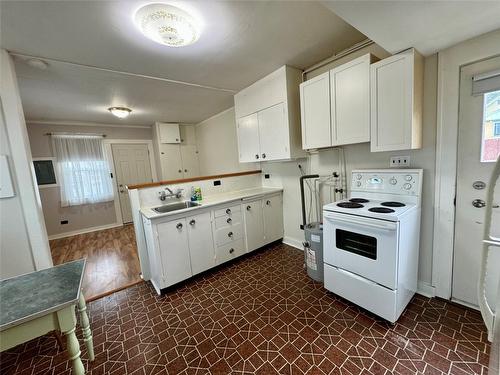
xmin=134 ymin=3 xmax=200 ymax=47
xmin=108 ymin=107 xmax=132 ymax=119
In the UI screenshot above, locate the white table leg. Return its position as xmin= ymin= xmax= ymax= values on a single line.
xmin=65 ymin=326 xmax=85 ymax=375
xmin=77 ymin=292 xmax=94 ymax=361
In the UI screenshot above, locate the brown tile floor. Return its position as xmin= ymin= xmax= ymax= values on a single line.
xmin=0 ymin=243 xmax=490 ymax=374
xmin=50 ymin=225 xmax=142 ymax=301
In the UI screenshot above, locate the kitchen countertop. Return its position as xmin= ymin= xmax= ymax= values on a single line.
xmin=141 ymin=187 xmax=283 ymax=220
xmin=0 ymin=259 xmax=85 ymax=331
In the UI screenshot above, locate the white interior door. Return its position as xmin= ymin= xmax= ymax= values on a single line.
xmin=112 ymin=143 xmax=153 ymax=223
xmin=453 ymin=56 xmax=500 ymax=309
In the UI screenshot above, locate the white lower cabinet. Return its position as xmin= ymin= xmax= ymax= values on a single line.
xmin=157 ymin=218 xmax=192 ymax=287
xmin=186 ymin=212 xmax=215 ymax=275
xmin=144 ymin=192 xmax=283 ymax=294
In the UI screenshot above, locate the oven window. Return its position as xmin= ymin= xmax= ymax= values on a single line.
xmin=336 ymin=229 xmax=377 ymax=260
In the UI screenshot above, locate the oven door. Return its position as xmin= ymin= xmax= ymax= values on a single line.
xmin=323 ymin=211 xmax=399 ymax=289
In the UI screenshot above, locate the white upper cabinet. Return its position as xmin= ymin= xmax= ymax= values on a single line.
xmin=158 ymin=123 xmax=181 ymax=144
xmin=234 ymin=66 xmax=304 ymax=162
xmin=300 ymin=71 xmax=331 ymax=149
xmin=300 ymin=54 xmax=374 ymax=150
xmin=370 ymin=48 xmax=423 ymax=152
xmin=331 ymin=54 xmax=374 ymax=145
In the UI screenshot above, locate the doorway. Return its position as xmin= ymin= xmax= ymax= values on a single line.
xmin=111 ymin=143 xmax=153 ymax=223
xmin=452 ymin=56 xmax=500 ymax=309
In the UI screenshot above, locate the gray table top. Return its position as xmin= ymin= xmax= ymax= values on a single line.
xmin=0 ymin=259 xmax=85 ymax=331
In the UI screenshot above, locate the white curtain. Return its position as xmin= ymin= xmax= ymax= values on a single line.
xmin=51 ymin=135 xmax=113 ymax=207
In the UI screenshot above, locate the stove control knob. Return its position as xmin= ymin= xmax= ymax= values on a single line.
xmin=405 ymin=175 xmax=413 ymax=181
xmin=389 ymin=178 xmax=397 ymax=185
xmin=403 ymin=183 xmax=412 ymax=190
xmin=356 ymin=181 xmax=362 ymax=187
xmin=356 ymin=174 xmax=362 ymax=180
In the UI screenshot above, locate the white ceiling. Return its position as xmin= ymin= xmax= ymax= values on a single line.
xmin=322 ymin=1 xmax=500 ymax=56
xmin=1 ymin=1 xmax=366 ymax=125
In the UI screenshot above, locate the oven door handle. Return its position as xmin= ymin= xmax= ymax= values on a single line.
xmin=324 ymin=213 xmax=397 ymax=231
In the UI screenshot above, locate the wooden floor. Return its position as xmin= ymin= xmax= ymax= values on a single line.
xmin=50 ymin=224 xmax=142 ymax=301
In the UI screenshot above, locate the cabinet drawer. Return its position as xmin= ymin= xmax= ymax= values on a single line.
xmin=216 ymin=239 xmax=245 ymax=265
xmin=214 ymin=205 xmax=241 ymax=218
xmin=215 ymin=211 xmax=242 ymax=229
xmin=215 ymin=223 xmax=243 ymax=246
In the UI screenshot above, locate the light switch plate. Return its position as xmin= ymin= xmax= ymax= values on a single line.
xmin=390 ymin=155 xmax=410 ymax=168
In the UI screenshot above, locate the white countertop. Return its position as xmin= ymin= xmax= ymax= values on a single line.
xmin=141 ymin=187 xmax=283 ymax=220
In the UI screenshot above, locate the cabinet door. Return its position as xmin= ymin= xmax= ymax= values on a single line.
xmin=159 ymin=144 xmax=183 ymax=180
xmin=258 ymin=103 xmax=289 ymax=161
xmin=331 ymin=54 xmax=371 ymax=145
xmin=186 ymin=212 xmax=215 ymax=275
xmin=158 ymin=123 xmax=181 ymax=143
xmin=180 ymin=145 xmax=200 ymax=178
xmin=299 ymin=71 xmax=332 ymax=149
xmin=236 ymin=113 xmax=260 ymax=163
xmin=263 ymin=194 xmax=284 ymax=243
xmin=370 ymin=52 xmax=413 ymax=152
xmin=157 ymin=219 xmax=192 ymax=286
xmin=242 ymin=199 xmax=265 ymax=252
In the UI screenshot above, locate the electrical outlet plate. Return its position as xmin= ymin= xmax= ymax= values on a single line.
xmin=390 ymin=156 xmax=410 ymax=167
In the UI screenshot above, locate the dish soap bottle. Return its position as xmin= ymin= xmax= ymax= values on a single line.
xmin=195 ymin=187 xmax=202 ymax=201
xmin=190 ymin=187 xmax=197 ymax=202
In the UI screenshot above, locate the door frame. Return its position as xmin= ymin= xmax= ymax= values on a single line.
xmin=103 ymin=139 xmax=158 ymax=225
xmin=432 ymin=30 xmax=500 ymax=299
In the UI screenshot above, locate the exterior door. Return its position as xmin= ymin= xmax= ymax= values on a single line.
xmin=453 ymin=56 xmax=500 ymax=308
xmin=111 ymin=143 xmax=153 ymax=223
xmin=258 ymin=103 xmax=288 ymax=161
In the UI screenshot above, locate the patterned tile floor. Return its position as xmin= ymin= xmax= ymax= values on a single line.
xmin=0 ymin=244 xmax=490 ymax=374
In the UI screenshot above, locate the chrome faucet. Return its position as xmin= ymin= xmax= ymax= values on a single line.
xmin=159 ymin=187 xmax=184 ymax=201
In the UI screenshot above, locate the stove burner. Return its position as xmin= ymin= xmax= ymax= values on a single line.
xmin=337 ymin=202 xmax=364 ymax=209
xmin=381 ymin=201 xmax=406 ymax=207
xmin=368 ymin=207 xmax=395 ymax=213
xmin=349 ymin=198 xmax=369 ymax=203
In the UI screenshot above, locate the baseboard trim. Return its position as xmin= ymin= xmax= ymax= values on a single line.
xmin=282 ymin=236 xmax=304 ymax=251
xmin=417 ymin=281 xmax=436 ymax=298
xmin=48 ymin=222 xmax=123 ymax=240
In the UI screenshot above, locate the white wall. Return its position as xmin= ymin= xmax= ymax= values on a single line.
xmin=195 ymin=108 xmax=259 ymax=175
xmin=0 ymin=50 xmax=52 ymax=279
xmin=261 ymin=50 xmax=438 ymax=291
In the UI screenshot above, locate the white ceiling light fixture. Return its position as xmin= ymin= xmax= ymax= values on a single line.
xmin=108 ymin=106 xmax=132 ymax=119
xmin=134 ymin=3 xmax=201 ymax=47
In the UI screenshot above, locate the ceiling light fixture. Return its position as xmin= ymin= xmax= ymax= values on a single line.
xmin=134 ymin=3 xmax=201 ymax=47
xmin=108 ymin=107 xmax=132 ymax=119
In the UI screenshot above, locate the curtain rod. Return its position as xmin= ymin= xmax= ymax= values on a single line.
xmin=44 ymin=132 xmax=106 ymax=137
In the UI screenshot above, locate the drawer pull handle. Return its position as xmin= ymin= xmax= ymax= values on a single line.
xmin=246 ymin=205 xmax=251 ymax=211
xmin=227 ymin=218 xmax=232 ymax=224
xmin=229 ymin=248 xmax=235 ymax=254
xmin=228 ymin=231 xmax=233 ymax=238
xmin=176 ymin=223 xmax=183 ymax=230
xmin=266 ymin=200 xmax=271 ymax=205
xmin=189 ymin=219 xmax=196 ymax=226
xmin=226 ymin=208 xmax=231 ymax=214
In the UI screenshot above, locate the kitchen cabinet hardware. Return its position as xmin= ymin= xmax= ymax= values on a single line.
xmin=266 ymin=200 xmax=271 ymax=205
xmin=228 ymin=231 xmax=233 ymax=238
xmin=255 ymin=154 xmax=259 ymax=159
xmin=229 ymin=248 xmax=235 ymax=254
xmin=226 ymin=208 xmax=231 ymax=214
xmin=227 ymin=218 xmax=232 ymax=224
xmin=176 ymin=223 xmax=183 ymax=229
xmin=189 ymin=219 xmax=196 ymax=226
xmin=262 ymin=153 xmax=266 ymax=159
xmin=246 ymin=205 xmax=251 ymax=211
xmin=178 ymin=169 xmax=182 ymax=173
xmin=184 ymin=169 xmax=188 ymax=172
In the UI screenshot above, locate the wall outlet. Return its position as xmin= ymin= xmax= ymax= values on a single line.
xmin=264 ymin=174 xmax=270 ymax=179
xmin=390 ymin=156 xmax=410 ymax=167
xmin=213 ymin=180 xmax=221 ymax=186
xmin=60 ymin=220 xmax=68 ymax=225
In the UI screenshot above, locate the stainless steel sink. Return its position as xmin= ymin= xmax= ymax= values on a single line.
xmin=152 ymin=201 xmax=200 ymax=213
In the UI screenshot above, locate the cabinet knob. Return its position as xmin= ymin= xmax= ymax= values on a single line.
xmin=266 ymin=200 xmax=271 ymax=206
xmin=226 ymin=218 xmax=232 ymax=224
xmin=255 ymin=154 xmax=259 ymax=159
xmin=246 ymin=205 xmax=251 ymax=211
xmin=176 ymin=223 xmax=183 ymax=230
xmin=189 ymin=219 xmax=196 ymax=226
xmin=184 ymin=169 xmax=188 ymax=172
xmin=226 ymin=208 xmax=231 ymax=214
xmin=178 ymin=169 xmax=182 ymax=173
xmin=228 ymin=231 xmax=233 ymax=238
xmin=262 ymin=153 xmax=266 ymax=159
xmin=229 ymin=248 xmax=235 ymax=254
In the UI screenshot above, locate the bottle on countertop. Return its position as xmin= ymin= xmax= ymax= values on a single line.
xmin=190 ymin=187 xmax=197 ymax=201
xmin=194 ymin=187 xmax=202 ymax=201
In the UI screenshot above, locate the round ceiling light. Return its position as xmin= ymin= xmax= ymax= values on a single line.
xmin=108 ymin=107 xmax=132 ymax=119
xmin=134 ymin=3 xmax=201 ymax=47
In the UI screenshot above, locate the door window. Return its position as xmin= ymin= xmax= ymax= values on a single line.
xmin=481 ymin=90 xmax=500 ymax=162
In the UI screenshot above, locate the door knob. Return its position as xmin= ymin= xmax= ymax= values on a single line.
xmin=472 ymin=199 xmax=486 ymax=208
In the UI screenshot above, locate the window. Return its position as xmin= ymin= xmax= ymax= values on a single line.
xmin=51 ymin=135 xmax=113 ymax=207
xmin=481 ymin=90 xmax=500 ymax=162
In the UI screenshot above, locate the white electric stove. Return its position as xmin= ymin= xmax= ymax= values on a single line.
xmin=323 ymin=169 xmax=423 ymax=323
